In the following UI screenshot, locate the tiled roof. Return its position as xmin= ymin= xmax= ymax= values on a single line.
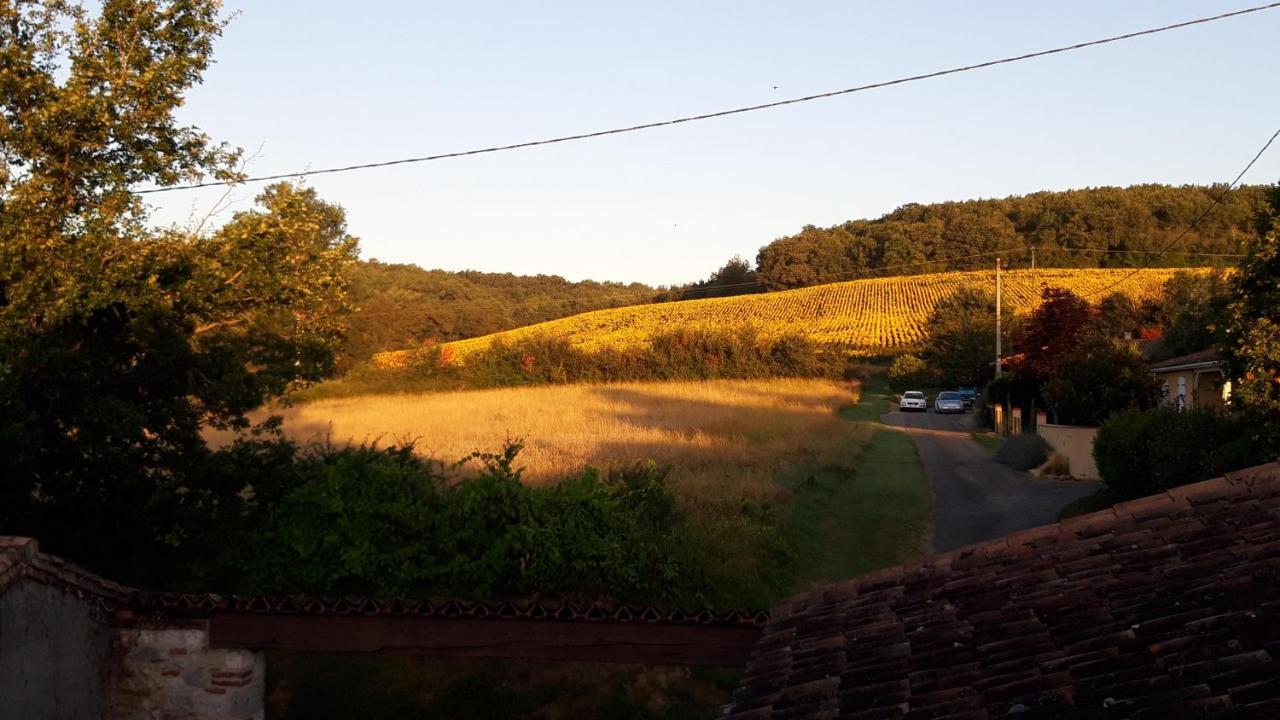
xmin=726 ymin=461 xmax=1280 ymax=719
xmin=123 ymin=592 xmax=768 ymax=627
xmin=1 ymin=536 xmax=767 ymax=630
xmin=0 ymin=537 xmax=130 ymax=609
xmin=1150 ymin=348 xmax=1222 ymax=371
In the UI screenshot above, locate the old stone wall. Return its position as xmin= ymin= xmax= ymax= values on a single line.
xmin=0 ymin=579 xmax=111 ymax=720
xmin=108 ymin=621 xmax=264 ymax=720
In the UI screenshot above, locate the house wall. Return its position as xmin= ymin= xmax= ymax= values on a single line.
xmin=1155 ymin=368 xmax=1227 ymax=411
xmin=108 ymin=621 xmax=265 ymax=720
xmin=1037 ymin=424 xmax=1100 ymax=480
xmin=0 ymin=579 xmax=111 ymax=720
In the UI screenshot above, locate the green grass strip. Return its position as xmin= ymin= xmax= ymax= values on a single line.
xmin=782 ymin=373 xmax=932 ymax=589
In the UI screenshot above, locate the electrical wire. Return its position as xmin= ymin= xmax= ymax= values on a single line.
xmin=133 ymin=2 xmax=1280 ymax=194
xmin=1078 ymin=125 xmax=1280 ymax=298
xmin=1053 ymin=247 xmax=1246 ymax=258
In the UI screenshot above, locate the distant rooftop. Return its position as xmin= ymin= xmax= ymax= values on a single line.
xmin=1150 ymin=348 xmax=1222 ymax=371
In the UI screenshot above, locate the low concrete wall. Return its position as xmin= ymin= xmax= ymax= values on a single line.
xmin=1038 ymin=424 xmax=1100 ymax=480
xmin=108 ymin=622 xmax=264 ymax=720
xmin=0 ymin=579 xmax=111 ymax=720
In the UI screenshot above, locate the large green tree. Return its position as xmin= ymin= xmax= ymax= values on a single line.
xmin=1041 ymin=334 xmax=1160 ymax=426
xmin=1150 ymin=270 xmax=1232 ymax=361
xmin=923 ymin=285 xmax=1012 ymax=387
xmin=1221 ymin=184 xmax=1280 ymax=443
xmin=1009 ymin=287 xmax=1096 ymax=385
xmin=0 ymin=1 xmax=357 ymax=574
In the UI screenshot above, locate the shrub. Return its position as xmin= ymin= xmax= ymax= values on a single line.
xmin=888 ymin=353 xmax=929 ymax=392
xmin=304 ymin=326 xmax=846 ymax=399
xmin=193 ymin=438 xmax=778 ymax=608
xmin=995 ymin=433 xmax=1050 ymax=470
xmin=1041 ymin=335 xmax=1160 ymax=426
xmin=1094 ymin=408 xmax=1258 ymax=500
xmin=1092 ymin=410 xmax=1157 ymax=499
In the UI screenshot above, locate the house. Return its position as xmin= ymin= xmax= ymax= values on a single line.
xmin=725 ymin=461 xmax=1280 ymax=718
xmin=1150 ymin=348 xmax=1230 ymax=411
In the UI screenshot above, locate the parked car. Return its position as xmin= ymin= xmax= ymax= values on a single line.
xmin=899 ymin=391 xmax=927 ymax=412
xmin=956 ymin=387 xmax=978 ymax=408
xmin=934 ymin=391 xmax=966 ymax=414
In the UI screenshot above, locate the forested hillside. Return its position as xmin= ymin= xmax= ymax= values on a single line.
xmin=756 ymin=184 xmax=1267 ymax=289
xmin=370 ymin=268 xmax=1186 ymax=371
xmin=339 ymin=261 xmax=657 ymax=365
xmin=343 ymin=185 xmax=1266 ymax=361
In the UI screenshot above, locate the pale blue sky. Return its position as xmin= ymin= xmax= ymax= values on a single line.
xmin=147 ymin=1 xmax=1280 ymax=286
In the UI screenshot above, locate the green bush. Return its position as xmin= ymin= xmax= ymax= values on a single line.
xmin=304 ymin=326 xmax=845 ymax=399
xmin=887 ymin=353 xmax=929 ymax=392
xmin=189 ymin=438 xmax=780 ymax=609
xmin=995 ymin=434 xmax=1050 ymax=470
xmin=1094 ymin=408 xmax=1262 ymax=500
xmin=1092 ymin=411 xmax=1158 ymax=500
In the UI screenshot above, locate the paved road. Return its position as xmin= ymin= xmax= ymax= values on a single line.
xmin=881 ymin=408 xmax=1099 ymax=553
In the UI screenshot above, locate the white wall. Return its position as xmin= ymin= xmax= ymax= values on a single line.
xmin=1038 ymin=424 xmax=1100 ymax=480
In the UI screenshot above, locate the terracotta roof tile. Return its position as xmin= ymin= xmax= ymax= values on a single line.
xmin=726 ymin=461 xmax=1280 ymax=718
xmin=0 ymin=537 xmax=131 ymax=609
xmin=2 ymin=536 xmax=769 ymax=632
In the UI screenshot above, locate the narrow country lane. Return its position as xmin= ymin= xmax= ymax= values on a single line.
xmin=881 ymin=408 xmax=1100 ymax=553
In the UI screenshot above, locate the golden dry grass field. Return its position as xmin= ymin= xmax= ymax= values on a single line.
xmin=372 ymin=267 xmax=1200 ymax=368
xmin=222 ymin=379 xmax=870 ymax=503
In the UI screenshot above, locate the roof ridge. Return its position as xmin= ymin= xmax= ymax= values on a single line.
xmin=1149 ymin=347 xmax=1221 ymax=368
xmin=0 ymin=536 xmax=133 ymax=606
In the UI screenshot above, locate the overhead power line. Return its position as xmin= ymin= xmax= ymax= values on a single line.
xmin=1056 ymin=247 xmax=1247 ymax=258
xmin=1079 ymin=124 xmax=1280 ymax=298
xmin=135 ymin=2 xmax=1280 ymax=195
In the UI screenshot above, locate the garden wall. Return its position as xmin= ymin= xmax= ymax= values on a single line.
xmin=1037 ymin=423 xmax=1100 ymax=480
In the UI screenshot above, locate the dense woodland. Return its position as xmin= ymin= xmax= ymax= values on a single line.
xmin=753 ymin=184 xmax=1268 ymax=289
xmin=339 ymin=262 xmax=657 ymax=365
xmin=345 ymin=185 xmax=1269 ymax=361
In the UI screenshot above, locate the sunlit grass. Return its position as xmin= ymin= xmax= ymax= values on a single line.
xmin=213 ymin=378 xmax=871 ymax=502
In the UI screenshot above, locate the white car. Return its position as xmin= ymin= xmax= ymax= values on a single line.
xmin=899 ymin=391 xmax=927 ymax=412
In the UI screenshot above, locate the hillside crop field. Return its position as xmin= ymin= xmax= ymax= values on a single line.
xmin=372 ymin=268 xmax=1199 ymax=368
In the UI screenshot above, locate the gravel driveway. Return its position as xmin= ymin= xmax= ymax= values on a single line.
xmin=881 ymin=408 xmax=1099 ymax=553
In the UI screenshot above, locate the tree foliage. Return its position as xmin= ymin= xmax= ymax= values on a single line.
xmin=1041 ymin=334 xmax=1160 ymax=426
xmin=340 ymin=261 xmax=658 ymax=367
xmin=923 ymin=286 xmax=1012 ymax=387
xmin=1149 ymin=270 xmax=1232 ymax=361
xmin=663 ymin=254 xmax=765 ymax=301
xmin=887 ymin=353 xmax=929 ymax=392
xmin=1008 ymin=287 xmax=1095 ymax=385
xmin=755 ymin=185 xmax=1267 ymax=289
xmin=0 ymin=1 xmax=357 ymax=572
xmin=309 ymin=326 xmax=844 ymax=399
xmin=1221 ymin=183 xmax=1280 ymax=443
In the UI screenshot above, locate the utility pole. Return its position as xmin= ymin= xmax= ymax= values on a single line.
xmin=995 ymin=257 xmax=1002 ymax=379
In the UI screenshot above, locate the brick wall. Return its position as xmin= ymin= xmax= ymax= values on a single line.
xmin=108 ymin=621 xmax=264 ymax=720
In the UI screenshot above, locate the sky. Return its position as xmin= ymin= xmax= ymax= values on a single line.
xmin=146 ymin=1 xmax=1280 ymax=286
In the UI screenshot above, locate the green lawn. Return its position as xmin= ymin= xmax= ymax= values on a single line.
xmin=780 ymin=373 xmax=931 ymax=588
